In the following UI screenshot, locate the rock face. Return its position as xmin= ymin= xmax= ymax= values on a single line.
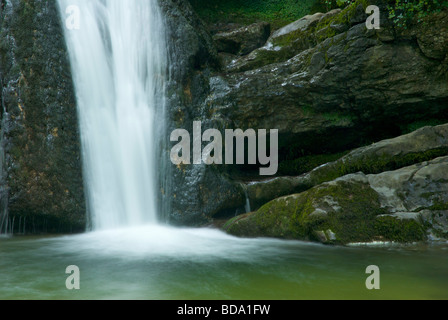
xmin=246 ymin=123 xmax=448 ymax=211
xmin=208 ymin=2 xmax=448 ymax=162
xmin=0 ymin=0 xmax=85 ymax=233
xmin=1 ymin=0 xmax=448 ymax=235
xmin=225 ymin=156 xmax=448 ymax=244
xmin=159 ymin=0 xmax=246 ymax=225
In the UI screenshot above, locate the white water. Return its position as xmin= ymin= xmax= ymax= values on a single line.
xmin=58 ymin=0 xmax=167 ymax=230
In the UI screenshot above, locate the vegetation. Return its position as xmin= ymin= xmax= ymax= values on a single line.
xmin=188 ymin=0 xmax=322 ymax=28
xmin=319 ymin=0 xmax=448 ymax=28
xmin=387 ymin=0 xmax=448 ymax=28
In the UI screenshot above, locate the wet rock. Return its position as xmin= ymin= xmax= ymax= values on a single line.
xmin=0 ymin=0 xmax=85 ymax=233
xmin=160 ymin=0 xmax=246 ymax=226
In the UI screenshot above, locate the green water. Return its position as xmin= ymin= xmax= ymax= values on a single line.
xmin=0 ymin=225 xmax=447 ymax=300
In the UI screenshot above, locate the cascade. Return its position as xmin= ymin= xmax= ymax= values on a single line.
xmin=58 ymin=0 xmax=168 ymax=230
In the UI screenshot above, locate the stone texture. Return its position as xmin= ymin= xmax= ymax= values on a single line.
xmin=159 ymin=0 xmax=246 ymax=226
xmin=225 ymin=156 xmax=448 ymax=244
xmin=0 ymin=0 xmax=85 ymax=233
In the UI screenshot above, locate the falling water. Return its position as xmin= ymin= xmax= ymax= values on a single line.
xmin=58 ymin=0 xmax=168 ymax=230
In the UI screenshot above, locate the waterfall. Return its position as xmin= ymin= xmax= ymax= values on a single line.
xmin=58 ymin=0 xmax=168 ymax=230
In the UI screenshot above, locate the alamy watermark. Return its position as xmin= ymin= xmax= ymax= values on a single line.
xmin=66 ymin=265 xmax=80 ymax=290
xmin=65 ymin=5 xmax=80 ymax=30
xmin=170 ymin=122 xmax=279 ymax=176
xmin=366 ymin=5 xmax=381 ymax=30
xmin=365 ymin=265 xmax=380 ymax=290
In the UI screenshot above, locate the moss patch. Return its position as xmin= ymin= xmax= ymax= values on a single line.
xmin=374 ymin=216 xmax=426 ymax=242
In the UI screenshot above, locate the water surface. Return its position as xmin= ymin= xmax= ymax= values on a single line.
xmin=1 ymin=226 xmax=447 ymax=300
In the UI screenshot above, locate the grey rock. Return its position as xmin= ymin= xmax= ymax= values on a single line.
xmin=213 ymin=22 xmax=271 ymax=56
xmin=226 ymin=156 xmax=448 ymax=244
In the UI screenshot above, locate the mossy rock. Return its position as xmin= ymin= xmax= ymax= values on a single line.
xmin=225 ymin=0 xmax=372 ymax=72
xmin=225 ymin=177 xmax=428 ymax=244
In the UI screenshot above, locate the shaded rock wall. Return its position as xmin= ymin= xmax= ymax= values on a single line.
xmin=0 ymin=0 xmax=85 ymax=233
xmin=159 ymin=0 xmax=246 ymax=226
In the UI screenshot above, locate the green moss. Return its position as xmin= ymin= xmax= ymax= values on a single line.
xmin=227 ymin=0 xmax=374 ymax=72
xmin=272 ymin=28 xmax=309 ymax=47
xmin=278 ymin=151 xmax=347 ymax=176
xmin=428 ymin=202 xmax=448 ymax=211
xmin=245 ymin=48 xmax=294 ymax=70
xmin=254 ymin=194 xmax=309 ymax=238
xmin=312 ymin=0 xmax=369 ymax=42
xmin=226 ymin=180 xmax=406 ymax=244
xmin=374 ymin=216 xmax=426 ymax=242
xmin=226 ymin=176 xmax=431 ymax=244
xmin=301 ymin=181 xmax=388 ymax=244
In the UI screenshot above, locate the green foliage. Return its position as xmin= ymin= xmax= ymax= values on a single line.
xmin=317 ymin=0 xmax=448 ymax=28
xmin=387 ymin=0 xmax=448 ymax=28
xmin=188 ymin=0 xmax=319 ymax=28
xmin=315 ymin=0 xmax=356 ymax=12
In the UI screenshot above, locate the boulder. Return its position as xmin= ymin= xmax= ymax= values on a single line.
xmin=225 ymin=156 xmax=448 ymax=244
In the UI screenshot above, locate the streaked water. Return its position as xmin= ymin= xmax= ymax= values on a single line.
xmin=58 ymin=0 xmax=167 ymax=229
xmin=1 ymin=226 xmax=447 ymax=300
